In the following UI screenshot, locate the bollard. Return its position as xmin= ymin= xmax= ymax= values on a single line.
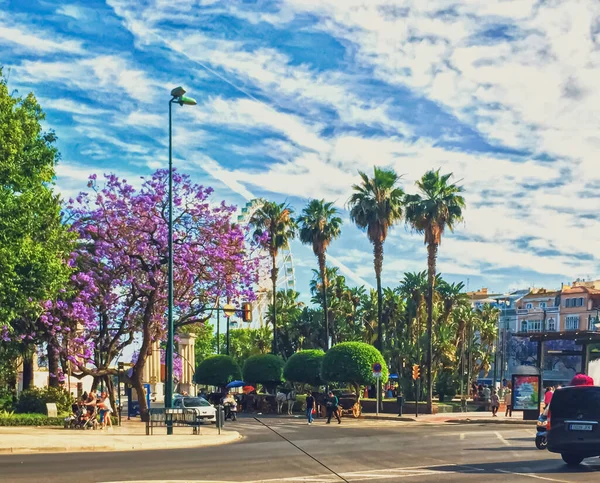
xmin=397 ymin=395 xmax=404 ymax=416
xmin=216 ymin=404 xmax=225 ymax=434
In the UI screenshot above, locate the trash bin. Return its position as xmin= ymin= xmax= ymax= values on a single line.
xmin=397 ymin=396 xmax=404 ymax=416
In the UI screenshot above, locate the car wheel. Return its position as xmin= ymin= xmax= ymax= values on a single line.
xmin=561 ymin=454 xmax=584 ymax=466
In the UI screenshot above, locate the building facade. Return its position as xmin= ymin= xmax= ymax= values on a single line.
xmin=516 ymin=288 xmax=560 ymax=333
xmin=559 ymin=281 xmax=600 ymax=332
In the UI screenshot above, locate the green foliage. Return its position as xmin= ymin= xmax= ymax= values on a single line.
xmin=189 ymin=322 xmax=216 ymax=365
xmin=194 ymin=355 xmax=241 ymax=388
xmin=0 ymin=67 xmax=75 ymax=341
xmin=15 ymin=387 xmax=74 ymax=414
xmin=225 ymin=327 xmax=272 ymax=367
xmin=283 ymin=350 xmax=325 ymax=386
xmin=0 ymin=412 xmax=65 ymax=426
xmin=436 ymin=370 xmax=459 ymax=402
xmin=321 ymin=342 xmax=388 ymax=387
xmin=243 ymin=354 xmax=284 ymax=386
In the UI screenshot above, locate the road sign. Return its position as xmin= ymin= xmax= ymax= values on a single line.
xmin=223 ymin=304 xmax=236 ymax=317
xmin=372 ymin=362 xmax=382 ymax=373
xmin=372 ymin=372 xmax=382 ymax=379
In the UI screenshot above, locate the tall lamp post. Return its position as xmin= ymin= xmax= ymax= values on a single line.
xmin=165 ymin=86 xmax=196 ymax=435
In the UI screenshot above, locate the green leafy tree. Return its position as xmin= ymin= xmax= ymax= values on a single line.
xmin=283 ymin=349 xmax=325 ymax=387
xmin=190 ymin=322 xmax=216 ymax=366
xmin=0 ymin=68 xmax=74 ymax=388
xmin=249 ymin=201 xmax=297 ymax=355
xmin=242 ymin=354 xmax=285 ymax=393
xmin=266 ymin=289 xmax=304 ymax=359
xmin=194 ymin=355 xmax=241 ymax=389
xmin=348 ymin=167 xmax=404 ymax=351
xmin=405 ymin=169 xmax=465 ymax=412
xmin=321 ymin=342 xmax=388 ymax=402
xmin=225 ymin=327 xmax=272 ymax=368
xmin=298 ymin=199 xmax=342 ymax=349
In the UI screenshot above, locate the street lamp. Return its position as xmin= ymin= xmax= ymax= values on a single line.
xmin=165 ymin=86 xmax=196 ymax=435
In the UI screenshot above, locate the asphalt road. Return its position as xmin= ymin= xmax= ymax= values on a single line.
xmin=1 ymin=416 xmax=599 ymax=483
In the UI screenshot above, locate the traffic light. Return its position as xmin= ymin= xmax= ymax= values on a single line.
xmin=242 ymin=302 xmax=252 ymax=322
xmin=412 ymin=364 xmax=420 ymax=381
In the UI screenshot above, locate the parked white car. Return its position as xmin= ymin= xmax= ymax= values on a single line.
xmin=173 ymin=396 xmax=216 ymax=423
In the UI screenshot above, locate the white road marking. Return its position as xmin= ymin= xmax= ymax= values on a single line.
xmin=495 ymin=431 xmax=510 ymax=446
xmin=495 ymin=469 xmax=575 ymax=483
xmin=460 ymin=432 xmax=465 ymax=440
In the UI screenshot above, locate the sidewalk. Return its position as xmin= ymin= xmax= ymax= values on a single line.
xmin=0 ymin=420 xmax=240 ymax=454
xmin=361 ymin=411 xmax=535 ymax=425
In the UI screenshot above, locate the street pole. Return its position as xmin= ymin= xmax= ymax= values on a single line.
xmin=376 ymin=381 xmax=380 ymax=417
xmin=165 ymin=87 xmax=196 ymax=436
xmin=165 ymin=97 xmax=175 ymax=435
xmin=226 ymin=316 xmax=230 ymax=356
xmin=216 ymin=304 xmax=220 ymax=355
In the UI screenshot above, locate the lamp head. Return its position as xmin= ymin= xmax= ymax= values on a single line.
xmin=178 ymin=95 xmax=197 ymax=106
xmin=170 ymin=86 xmax=186 ymax=98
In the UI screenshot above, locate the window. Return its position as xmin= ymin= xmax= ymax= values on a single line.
xmin=539 ymin=302 xmax=546 ymax=308
xmin=566 ymin=315 xmax=580 ymax=330
xmin=589 ymin=316 xmax=599 ymax=331
xmin=525 ymin=303 xmax=533 ymax=309
xmin=547 ymin=318 xmax=556 ymax=331
xmin=578 ymin=297 xmax=584 ymax=307
xmin=565 ymin=298 xmax=572 ymax=308
xmin=529 ymin=320 xmax=542 ymax=332
xmin=521 ymin=321 xmax=528 ymax=333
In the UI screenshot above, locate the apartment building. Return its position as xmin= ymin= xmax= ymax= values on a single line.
xmin=516 ymin=288 xmax=560 ymax=333
xmin=559 ymin=281 xmax=600 ymax=332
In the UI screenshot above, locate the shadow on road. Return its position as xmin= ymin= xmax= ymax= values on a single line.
xmin=426 ymin=459 xmax=600 ymax=475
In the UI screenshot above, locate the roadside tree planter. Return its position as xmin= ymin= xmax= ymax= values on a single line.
xmin=321 ymin=342 xmax=388 ymax=418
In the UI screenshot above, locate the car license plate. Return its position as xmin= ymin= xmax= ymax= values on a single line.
xmin=569 ymin=424 xmax=593 ymax=431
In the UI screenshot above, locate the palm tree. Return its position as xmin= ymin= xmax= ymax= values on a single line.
xmin=249 ymin=201 xmax=297 ymax=355
xmin=405 ymin=169 xmax=465 ymax=412
xmin=348 ymin=167 xmax=405 ymax=352
xmin=298 ymin=199 xmax=342 ymax=349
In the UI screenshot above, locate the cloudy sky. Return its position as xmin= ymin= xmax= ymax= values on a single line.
xmin=3 ymin=0 xmax=600 ymax=298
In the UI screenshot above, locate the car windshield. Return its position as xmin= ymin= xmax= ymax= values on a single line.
xmin=182 ymin=397 xmax=211 ymax=407
xmin=550 ymin=387 xmax=600 ymax=419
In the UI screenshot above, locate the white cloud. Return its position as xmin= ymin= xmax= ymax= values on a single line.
xmin=56 ymin=5 xmax=84 ymax=20
xmin=0 ymin=22 xmax=83 ymax=54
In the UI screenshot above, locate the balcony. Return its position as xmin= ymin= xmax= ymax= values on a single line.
xmin=517 ymin=306 xmax=559 ymax=315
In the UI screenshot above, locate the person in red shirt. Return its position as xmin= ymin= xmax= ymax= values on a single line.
xmin=543 ymin=386 xmax=554 ymax=409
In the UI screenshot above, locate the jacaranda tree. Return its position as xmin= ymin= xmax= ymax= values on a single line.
xmin=44 ymin=170 xmax=263 ymax=418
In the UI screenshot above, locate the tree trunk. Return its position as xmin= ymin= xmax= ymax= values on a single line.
xmin=318 ymin=253 xmax=330 ymax=350
xmin=271 ymin=253 xmax=279 ymax=355
xmin=426 ymin=242 xmax=438 ymax=414
xmin=373 ymin=240 xmax=384 ymax=412
xmin=131 ymin=370 xmax=149 ymax=422
xmin=22 ymin=348 xmax=34 ymax=391
xmin=47 ymin=343 xmax=60 ymax=388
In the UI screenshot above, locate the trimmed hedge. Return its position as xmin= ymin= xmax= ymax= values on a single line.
xmin=15 ymin=387 xmax=74 ymax=414
xmin=194 ymin=355 xmax=241 ymax=388
xmin=321 ymin=342 xmax=388 ymax=392
xmin=0 ymin=412 xmax=64 ymax=426
xmin=283 ymin=349 xmax=325 ymax=386
xmin=243 ymin=354 xmax=284 ymax=387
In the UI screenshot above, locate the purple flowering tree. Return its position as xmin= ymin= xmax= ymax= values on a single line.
xmin=47 ymin=169 xmax=263 ymax=418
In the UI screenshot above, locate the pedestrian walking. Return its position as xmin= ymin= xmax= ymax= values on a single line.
xmin=483 ymin=385 xmax=491 ymax=411
xmin=325 ymin=391 xmax=341 ymax=424
xmin=490 ymin=389 xmax=500 ymax=417
xmin=504 ymin=384 xmax=512 ymax=417
xmin=305 ymin=392 xmax=315 ymax=425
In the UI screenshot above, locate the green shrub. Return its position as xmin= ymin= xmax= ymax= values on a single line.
xmin=436 ymin=370 xmax=459 ymax=402
xmin=321 ymin=342 xmax=388 ymax=398
xmin=194 ymin=355 xmax=241 ymax=388
xmin=0 ymin=411 xmax=64 ymax=426
xmin=243 ymin=354 xmax=284 ymax=392
xmin=283 ymin=349 xmax=325 ymax=386
xmin=15 ymin=387 xmax=74 ymax=414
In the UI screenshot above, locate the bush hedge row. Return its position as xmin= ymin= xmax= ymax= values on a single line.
xmin=0 ymin=413 xmax=65 ymax=426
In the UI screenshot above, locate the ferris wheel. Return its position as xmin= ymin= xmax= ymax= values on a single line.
xmin=236 ymin=199 xmax=296 ymax=328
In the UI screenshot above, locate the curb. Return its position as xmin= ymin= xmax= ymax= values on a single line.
xmin=0 ymin=431 xmax=241 ymax=455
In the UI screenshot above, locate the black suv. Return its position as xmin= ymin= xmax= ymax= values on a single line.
xmin=547 ymin=385 xmax=600 ymax=466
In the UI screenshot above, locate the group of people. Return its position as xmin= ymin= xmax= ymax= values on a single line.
xmin=471 ymin=381 xmax=513 ymax=417
xmin=304 ymin=391 xmax=341 ymax=425
xmin=76 ymin=391 xmax=114 ymax=429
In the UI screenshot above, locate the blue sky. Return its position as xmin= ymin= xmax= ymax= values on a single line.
xmin=3 ymin=0 xmax=600 ymax=300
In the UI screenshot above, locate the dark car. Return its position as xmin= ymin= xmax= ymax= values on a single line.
xmin=547 ymin=385 xmax=600 ymax=466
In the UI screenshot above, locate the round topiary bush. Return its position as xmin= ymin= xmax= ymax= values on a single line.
xmin=194 ymin=355 xmax=241 ymax=389
xmin=283 ymin=349 xmax=325 ymax=387
xmin=243 ymin=354 xmax=284 ymax=393
xmin=321 ymin=342 xmax=388 ymax=399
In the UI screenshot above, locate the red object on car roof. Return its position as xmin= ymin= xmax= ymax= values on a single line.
xmin=569 ymin=374 xmax=594 ymax=386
